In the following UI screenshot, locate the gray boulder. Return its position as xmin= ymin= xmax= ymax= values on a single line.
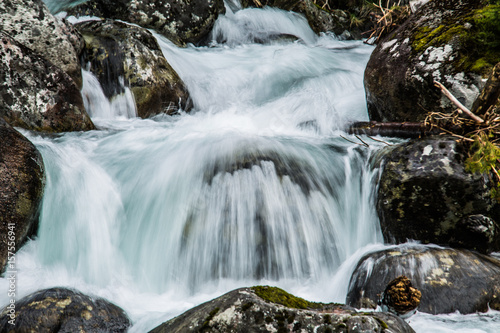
xmin=346 ymin=245 xmax=500 ymax=314
xmin=0 ymin=119 xmax=44 ymax=273
xmin=0 ymin=287 xmax=131 ymax=332
xmin=377 ymin=137 xmax=500 ymax=253
xmin=77 ymin=19 xmax=191 ymax=118
xmin=0 ymin=32 xmax=95 ymax=132
xmin=0 ymin=0 xmax=84 ymax=87
xmin=150 ymin=286 xmax=415 ymax=332
xmin=364 ymin=0 xmax=498 ymax=122
xmin=67 ymin=0 xmax=225 ymax=46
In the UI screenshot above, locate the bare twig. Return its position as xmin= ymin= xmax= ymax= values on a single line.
xmin=434 ymin=81 xmax=484 ymax=123
xmin=368 ymin=135 xmax=393 ymax=146
xmin=340 ymin=135 xmax=368 ymax=147
xmin=355 ymin=135 xmax=370 ymax=147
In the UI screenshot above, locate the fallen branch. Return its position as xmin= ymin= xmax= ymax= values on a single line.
xmin=433 ymin=81 xmax=484 ymax=123
xmin=348 ymin=121 xmax=436 ymax=138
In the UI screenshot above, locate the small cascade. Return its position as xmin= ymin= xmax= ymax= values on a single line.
xmin=81 ymin=68 xmax=137 ymax=120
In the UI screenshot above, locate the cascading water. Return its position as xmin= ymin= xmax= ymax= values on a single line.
xmin=3 ymin=2 xmax=500 ymax=332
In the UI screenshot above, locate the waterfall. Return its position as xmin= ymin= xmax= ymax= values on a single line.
xmin=5 ymin=4 xmax=496 ymax=333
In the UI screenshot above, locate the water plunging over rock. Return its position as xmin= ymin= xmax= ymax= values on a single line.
xmin=77 ymin=19 xmax=191 ymax=118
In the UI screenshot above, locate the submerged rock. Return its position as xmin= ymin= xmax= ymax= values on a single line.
xmin=0 ymin=32 xmax=95 ymax=132
xmin=67 ymin=0 xmax=225 ymax=46
xmin=346 ymin=245 xmax=500 ymax=314
xmin=0 ymin=119 xmax=44 ymax=273
xmin=364 ymin=0 xmax=498 ymax=122
xmin=150 ymin=286 xmax=415 ymax=332
xmin=0 ymin=287 xmax=131 ymax=332
xmin=377 ymin=137 xmax=500 ymax=253
xmin=0 ymin=0 xmax=84 ymax=87
xmin=77 ymin=19 xmax=191 ymax=117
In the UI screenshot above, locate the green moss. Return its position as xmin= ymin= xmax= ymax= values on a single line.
xmin=374 ymin=317 xmax=389 ymax=329
xmin=411 ymin=3 xmax=500 ymax=75
xmin=251 ymin=286 xmax=324 ymax=309
xmin=465 ymin=133 xmax=500 ymax=201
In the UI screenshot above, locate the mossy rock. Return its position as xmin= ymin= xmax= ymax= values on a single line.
xmin=68 ymin=0 xmax=225 ymax=47
xmin=150 ymin=287 xmax=415 ymax=332
xmin=347 ymin=245 xmax=500 ymax=314
xmin=376 ymin=137 xmax=500 ymax=253
xmin=365 ymin=0 xmax=499 ymax=122
xmin=0 ymin=288 xmax=131 ymax=332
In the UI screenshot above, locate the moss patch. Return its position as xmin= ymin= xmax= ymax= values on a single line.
xmin=251 ymin=286 xmax=323 ymax=309
xmin=411 ymin=2 xmax=500 ymax=75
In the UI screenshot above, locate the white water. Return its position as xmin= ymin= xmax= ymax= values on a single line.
xmin=4 ymin=3 xmax=500 ymax=332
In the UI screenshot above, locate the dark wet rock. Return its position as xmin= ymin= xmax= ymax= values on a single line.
xmin=0 ymin=287 xmax=131 ymax=332
xmin=150 ymin=286 xmax=415 ymax=332
xmin=0 ymin=0 xmax=84 ymax=87
xmin=377 ymin=137 xmax=500 ymax=252
xmin=77 ymin=19 xmax=191 ymax=117
xmin=0 ymin=32 xmax=95 ymax=132
xmin=380 ymin=275 xmax=421 ymax=316
xmin=364 ymin=0 xmax=498 ymax=122
xmin=67 ymin=0 xmax=225 ymax=46
xmin=0 ymin=119 xmax=44 ymax=273
xmin=347 ymin=245 xmax=500 ymax=314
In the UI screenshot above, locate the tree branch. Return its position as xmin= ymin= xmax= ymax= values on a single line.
xmin=434 ymin=81 xmax=484 ymax=123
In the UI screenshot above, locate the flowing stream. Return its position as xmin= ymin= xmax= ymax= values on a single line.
xmin=2 ymin=2 xmax=500 ymax=332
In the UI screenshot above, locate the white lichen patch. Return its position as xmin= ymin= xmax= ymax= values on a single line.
xmin=212 ymin=305 xmax=242 ymax=325
xmin=422 ymin=145 xmax=433 ymax=156
xmin=381 ymin=39 xmax=397 ymax=51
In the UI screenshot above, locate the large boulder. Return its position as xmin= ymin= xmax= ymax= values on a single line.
xmin=0 ymin=287 xmax=131 ymax=332
xmin=346 ymin=245 xmax=500 ymax=314
xmin=77 ymin=19 xmax=191 ymax=118
xmin=67 ymin=0 xmax=225 ymax=46
xmin=377 ymin=137 xmax=500 ymax=253
xmin=150 ymin=286 xmax=415 ymax=332
xmin=0 ymin=119 xmax=44 ymax=273
xmin=365 ymin=0 xmax=500 ymax=122
xmin=0 ymin=32 xmax=95 ymax=132
xmin=0 ymin=0 xmax=84 ymax=87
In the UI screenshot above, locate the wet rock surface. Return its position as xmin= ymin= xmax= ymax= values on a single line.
xmin=364 ymin=0 xmax=495 ymax=122
xmin=77 ymin=19 xmax=191 ymax=117
xmin=150 ymin=286 xmax=415 ymax=332
xmin=0 ymin=32 xmax=95 ymax=132
xmin=376 ymin=137 xmax=500 ymax=252
xmin=0 ymin=119 xmax=44 ymax=273
xmin=347 ymin=245 xmax=500 ymax=314
xmin=0 ymin=287 xmax=131 ymax=332
xmin=67 ymin=0 xmax=226 ymax=46
xmin=0 ymin=0 xmax=84 ymax=87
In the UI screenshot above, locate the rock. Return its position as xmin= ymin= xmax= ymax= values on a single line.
xmin=0 ymin=32 xmax=95 ymax=132
xmin=0 ymin=0 xmax=84 ymax=87
xmin=0 ymin=119 xmax=44 ymax=273
xmin=150 ymin=286 xmax=415 ymax=332
xmin=471 ymin=62 xmax=500 ymax=117
xmin=364 ymin=0 xmax=499 ymax=122
xmin=67 ymin=0 xmax=225 ymax=46
xmin=77 ymin=19 xmax=191 ymax=118
xmin=380 ymin=276 xmax=421 ymax=316
xmin=346 ymin=245 xmax=500 ymax=314
xmin=376 ymin=137 xmax=500 ymax=252
xmin=0 ymin=287 xmax=131 ymax=332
